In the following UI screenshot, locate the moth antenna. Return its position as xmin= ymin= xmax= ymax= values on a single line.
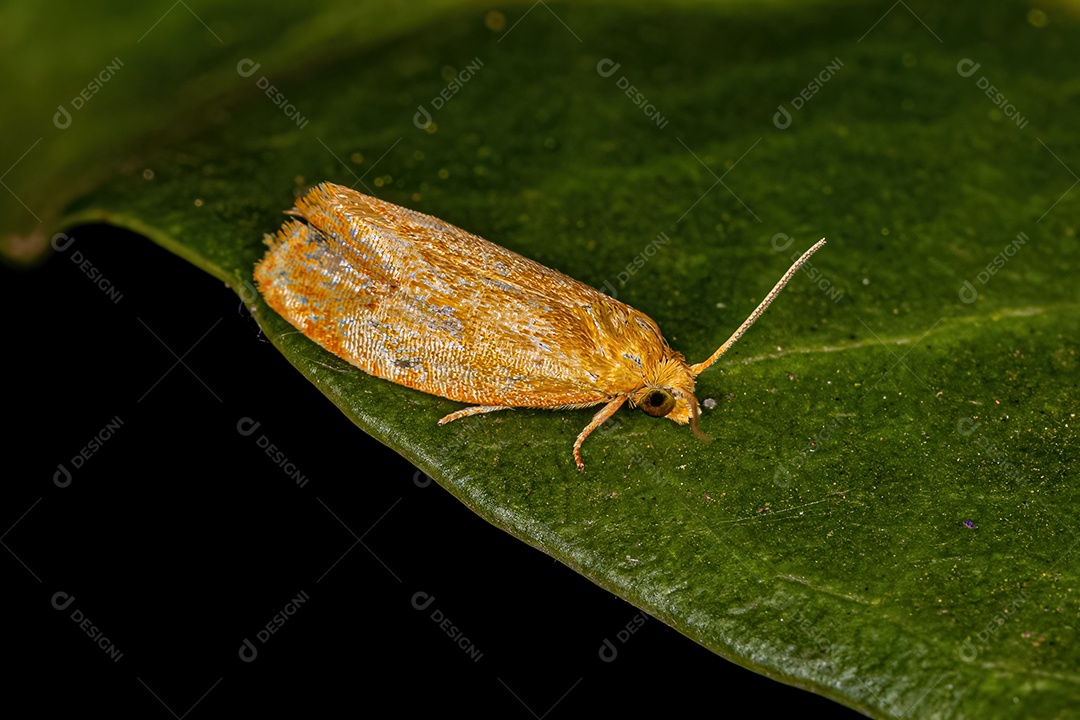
xmin=689 ymin=239 xmax=826 ymax=376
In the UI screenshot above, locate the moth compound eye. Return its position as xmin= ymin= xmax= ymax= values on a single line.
xmin=641 ymin=389 xmax=676 ymax=417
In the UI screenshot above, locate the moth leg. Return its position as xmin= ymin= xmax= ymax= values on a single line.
xmin=438 ymin=405 xmax=510 ymax=426
xmin=573 ymin=396 xmax=628 ymax=472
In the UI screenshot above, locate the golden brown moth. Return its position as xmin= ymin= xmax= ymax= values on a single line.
xmin=255 ymin=182 xmax=825 ymax=470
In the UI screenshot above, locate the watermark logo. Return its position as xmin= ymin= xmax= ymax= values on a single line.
xmin=956 ymin=415 xmax=1026 ymax=486
xmin=52 ymin=591 xmax=123 ymax=662
xmin=957 ymin=590 xmax=1030 ymax=661
xmin=787 ymin=608 xmax=832 ymax=657
xmin=957 ymin=232 xmax=1028 ymax=303
xmin=771 ymin=233 xmax=842 ymax=303
xmin=237 ymin=417 xmax=309 ymax=488
xmin=598 ymin=611 xmax=648 ymax=662
xmin=54 ymin=415 xmax=125 ymax=487
xmin=413 ymin=58 xmax=484 ymax=132
xmin=237 ymin=59 xmax=309 ymax=129
xmin=597 ymin=59 xmax=669 ymax=130
xmin=50 ymin=233 xmax=124 ymax=304
xmin=588 ymin=415 xmax=666 ymax=483
xmin=229 ymin=277 xmax=262 ymax=317
xmin=239 ymin=590 xmax=311 ymax=662
xmin=54 ymin=58 xmax=124 ymax=129
xmin=411 ymin=591 xmax=483 ymax=662
xmin=596 ymin=231 xmax=671 ymax=298
xmin=956 ymin=59 xmax=1029 ymax=129
xmin=773 ymin=58 xmax=843 ymax=130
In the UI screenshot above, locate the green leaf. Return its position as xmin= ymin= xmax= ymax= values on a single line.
xmin=10 ymin=1 xmax=1079 ymax=716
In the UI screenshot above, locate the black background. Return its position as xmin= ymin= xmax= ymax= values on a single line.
xmin=4 ymin=224 xmax=863 ymax=717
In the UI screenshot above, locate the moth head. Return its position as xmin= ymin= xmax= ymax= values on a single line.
xmin=631 ymin=360 xmax=710 ymax=441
